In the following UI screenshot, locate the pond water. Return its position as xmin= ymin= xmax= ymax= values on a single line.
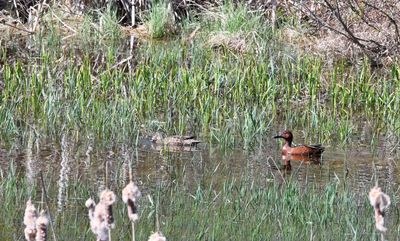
xmin=1 ymin=129 xmax=398 ymax=201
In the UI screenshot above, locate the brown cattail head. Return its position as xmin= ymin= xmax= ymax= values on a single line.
xmin=89 ymin=208 xmax=109 ymax=241
xmin=35 ymin=211 xmax=49 ymax=241
xmin=24 ymin=199 xmax=38 ymax=241
xmin=148 ymin=231 xmax=167 ymax=241
xmin=100 ymin=190 xmax=116 ymax=206
xmin=122 ymin=182 xmax=141 ymax=222
xmin=100 ymin=190 xmax=116 ymax=228
xmin=375 ymin=209 xmax=387 ymax=232
xmin=86 ymin=191 xmax=116 ymax=241
xmin=369 ymin=186 xmax=391 ymax=212
xmin=122 ymin=182 xmax=141 ymax=203
xmin=369 ymin=185 xmax=391 ymax=232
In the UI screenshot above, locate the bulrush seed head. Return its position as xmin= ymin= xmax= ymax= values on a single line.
xmin=24 ymin=199 xmax=38 ymax=241
xmin=35 ymin=211 xmax=49 ymax=241
xmin=148 ymin=231 xmax=167 ymax=241
xmin=86 ymin=190 xmax=117 ymax=241
xmin=122 ymin=182 xmax=141 ymax=222
xmin=369 ymin=185 xmax=391 ymax=232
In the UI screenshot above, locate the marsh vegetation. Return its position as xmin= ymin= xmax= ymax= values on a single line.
xmin=1 ymin=0 xmax=400 ymax=240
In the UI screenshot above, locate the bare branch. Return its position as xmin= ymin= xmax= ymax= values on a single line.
xmin=298 ymin=0 xmax=400 ymax=64
xmin=362 ymin=1 xmax=400 ymax=44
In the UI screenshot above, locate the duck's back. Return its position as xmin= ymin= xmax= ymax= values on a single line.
xmin=290 ymin=144 xmax=324 ymax=156
xmin=164 ymin=136 xmax=201 ymax=146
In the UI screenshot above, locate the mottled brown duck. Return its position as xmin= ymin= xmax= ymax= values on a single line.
xmin=152 ymin=133 xmax=201 ymax=147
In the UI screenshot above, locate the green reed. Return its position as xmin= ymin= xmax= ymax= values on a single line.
xmin=1 ymin=3 xmax=400 ymax=147
xmin=146 ymin=1 xmax=176 ymax=39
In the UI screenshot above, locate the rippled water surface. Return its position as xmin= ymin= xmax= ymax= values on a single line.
xmin=1 ymin=130 xmax=399 ymax=198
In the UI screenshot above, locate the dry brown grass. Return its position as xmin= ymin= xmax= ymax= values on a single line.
xmin=208 ymin=31 xmax=248 ymax=53
xmin=293 ymin=0 xmax=400 ymax=66
xmin=121 ymin=25 xmax=151 ymax=39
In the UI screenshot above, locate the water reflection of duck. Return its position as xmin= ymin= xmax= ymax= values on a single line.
xmin=151 ymin=143 xmax=200 ymax=152
xmin=283 ymin=154 xmax=322 ymax=163
xmin=274 ymin=130 xmax=324 ymax=156
xmin=152 ymin=133 xmax=201 ymax=147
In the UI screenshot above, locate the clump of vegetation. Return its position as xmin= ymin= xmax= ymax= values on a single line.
xmin=146 ymin=1 xmax=176 ymax=39
xmin=2 ymin=2 xmax=400 ymax=241
xmin=122 ymin=181 xmax=142 ymax=241
xmin=208 ymin=32 xmax=247 ymax=53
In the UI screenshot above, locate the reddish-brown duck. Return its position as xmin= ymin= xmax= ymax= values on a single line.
xmin=274 ymin=130 xmax=324 ymax=156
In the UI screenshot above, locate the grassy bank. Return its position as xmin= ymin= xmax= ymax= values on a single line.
xmin=0 ymin=164 xmax=396 ymax=240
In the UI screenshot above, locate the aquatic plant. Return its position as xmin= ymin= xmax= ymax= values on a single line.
xmin=146 ymin=1 xmax=176 ymax=38
xmin=369 ymin=185 xmax=391 ymax=232
xmin=122 ymin=182 xmax=141 ymax=222
xmin=86 ymin=190 xmax=116 ymax=241
xmin=23 ymin=199 xmax=37 ymax=241
xmin=1 ymin=160 xmax=397 ymax=241
xmin=148 ymin=231 xmax=167 ymax=241
xmin=35 ymin=211 xmax=49 ymax=241
xmin=1 ymin=2 xmax=400 ymax=149
xmin=122 ymin=181 xmax=141 ymax=241
xmin=23 ymin=199 xmax=49 ymax=241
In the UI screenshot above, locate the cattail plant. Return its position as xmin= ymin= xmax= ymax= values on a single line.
xmin=100 ymin=190 xmax=116 ymax=229
xmin=122 ymin=181 xmax=141 ymax=241
xmin=23 ymin=199 xmax=49 ymax=241
xmin=24 ymin=199 xmax=37 ymax=241
xmin=35 ymin=211 xmax=49 ymax=241
xmin=369 ymin=185 xmax=391 ymax=232
xmin=85 ymin=190 xmax=116 ymax=241
xmin=147 ymin=231 xmax=167 ymax=241
xmin=122 ymin=182 xmax=141 ymax=221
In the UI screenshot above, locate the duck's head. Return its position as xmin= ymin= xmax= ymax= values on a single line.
xmin=273 ymin=130 xmax=293 ymax=142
